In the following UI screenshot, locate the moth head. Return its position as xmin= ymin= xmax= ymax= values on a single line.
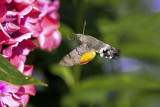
xmin=72 ymin=33 xmax=84 ymax=43
xmin=100 ymin=47 xmax=120 ymax=60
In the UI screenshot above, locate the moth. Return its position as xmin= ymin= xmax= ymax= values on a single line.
xmin=59 ymin=23 xmax=120 ymax=67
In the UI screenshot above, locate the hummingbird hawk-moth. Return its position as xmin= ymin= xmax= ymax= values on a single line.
xmin=59 ymin=33 xmax=120 ymax=67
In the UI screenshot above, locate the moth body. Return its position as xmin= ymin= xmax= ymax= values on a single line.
xmin=59 ymin=33 xmax=120 ymax=67
xmin=75 ymin=34 xmax=110 ymax=53
xmin=74 ymin=34 xmax=119 ymax=59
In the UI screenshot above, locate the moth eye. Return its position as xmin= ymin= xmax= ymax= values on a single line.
xmin=77 ymin=36 xmax=80 ymax=39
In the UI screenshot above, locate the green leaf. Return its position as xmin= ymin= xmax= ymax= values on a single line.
xmin=0 ymin=54 xmax=47 ymax=86
xmin=61 ymin=90 xmax=107 ymax=107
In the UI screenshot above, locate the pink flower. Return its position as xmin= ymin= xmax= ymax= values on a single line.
xmin=0 ymin=0 xmax=61 ymax=106
xmin=0 ymin=0 xmax=61 ymax=52
xmin=0 ymin=24 xmax=16 ymax=45
xmin=38 ymin=16 xmax=61 ymax=50
xmin=3 ymin=39 xmax=37 ymax=71
xmin=37 ymin=0 xmax=61 ymax=51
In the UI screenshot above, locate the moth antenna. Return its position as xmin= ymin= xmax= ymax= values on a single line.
xmin=83 ymin=21 xmax=86 ymax=35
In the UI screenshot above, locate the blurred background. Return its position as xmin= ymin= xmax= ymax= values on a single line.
xmin=27 ymin=0 xmax=160 ymax=107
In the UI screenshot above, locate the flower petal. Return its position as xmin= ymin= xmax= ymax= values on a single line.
xmin=4 ymin=22 xmax=20 ymax=34
xmin=2 ymin=42 xmax=18 ymax=58
xmin=14 ymin=33 xmax=33 ymax=42
xmin=6 ymin=10 xmax=18 ymax=17
xmin=1 ymin=94 xmax=20 ymax=107
xmin=4 ymin=83 xmax=20 ymax=93
xmin=0 ymin=44 xmax=2 ymax=52
xmin=9 ymin=54 xmax=26 ymax=70
xmin=14 ymin=0 xmax=35 ymax=11
xmin=17 ymin=4 xmax=33 ymax=17
xmin=37 ymin=14 xmax=60 ymax=50
xmin=0 ymin=4 xmax=7 ymax=23
xmin=22 ymin=22 xmax=41 ymax=37
xmin=13 ymin=39 xmax=37 ymax=55
xmin=41 ymin=15 xmax=59 ymax=32
xmin=52 ymin=30 xmax=61 ymax=48
xmin=23 ymin=65 xmax=33 ymax=76
xmin=17 ymin=60 xmax=24 ymax=72
xmin=38 ymin=30 xmax=61 ymax=51
xmin=0 ymin=101 xmax=6 ymax=107
xmin=23 ymin=85 xmax=35 ymax=95
xmin=20 ymin=95 xmax=29 ymax=107
xmin=0 ymin=0 xmax=12 ymax=4
xmin=48 ymin=0 xmax=60 ymax=13
xmin=0 ymin=24 xmax=16 ymax=45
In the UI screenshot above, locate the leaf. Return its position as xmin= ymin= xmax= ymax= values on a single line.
xmin=0 ymin=54 xmax=47 ymax=86
xmin=61 ymin=90 xmax=107 ymax=107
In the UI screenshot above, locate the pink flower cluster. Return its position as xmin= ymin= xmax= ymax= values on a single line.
xmin=0 ymin=0 xmax=61 ymax=106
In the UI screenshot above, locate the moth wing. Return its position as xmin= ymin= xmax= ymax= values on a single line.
xmin=59 ymin=43 xmax=93 ymax=67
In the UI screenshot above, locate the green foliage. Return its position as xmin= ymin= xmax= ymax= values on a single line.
xmin=59 ymin=22 xmax=74 ymax=40
xmin=0 ymin=54 xmax=47 ymax=86
xmin=58 ymin=72 xmax=160 ymax=107
xmin=77 ymin=74 xmax=160 ymax=90
xmin=50 ymin=65 xmax=75 ymax=89
xmin=97 ymin=13 xmax=160 ymax=61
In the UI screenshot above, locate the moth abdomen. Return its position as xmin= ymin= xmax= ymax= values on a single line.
xmin=59 ymin=43 xmax=90 ymax=67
